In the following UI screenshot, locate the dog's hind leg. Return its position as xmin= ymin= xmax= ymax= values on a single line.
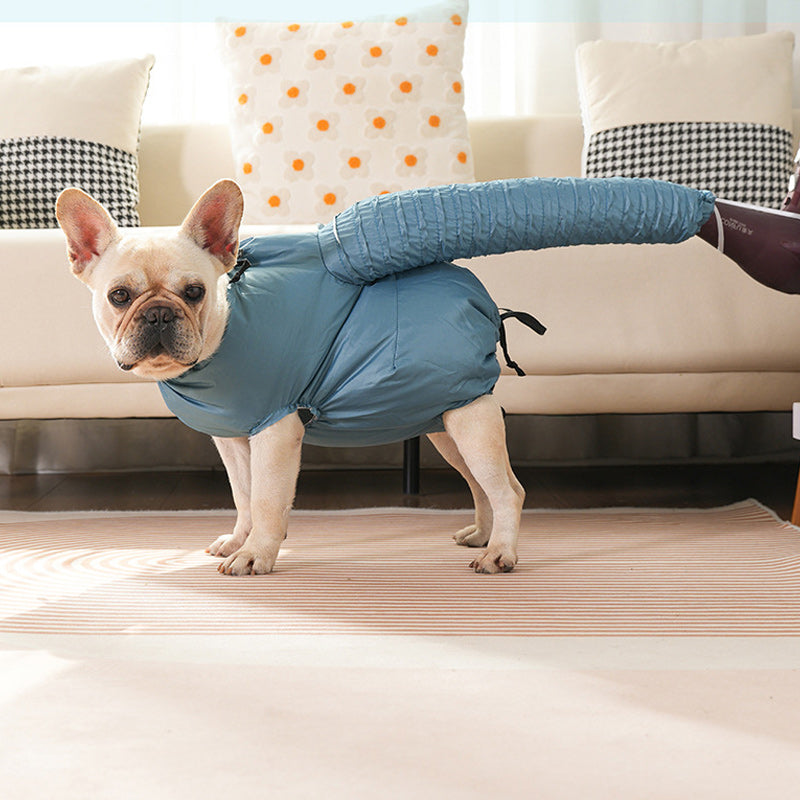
xmin=427 ymin=431 xmax=493 ymax=547
xmin=440 ymin=395 xmax=524 ymax=573
xmin=207 ymin=435 xmax=252 ymax=557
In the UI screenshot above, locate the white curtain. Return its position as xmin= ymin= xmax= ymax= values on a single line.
xmin=462 ymin=0 xmax=800 ymax=116
xmin=1 ymin=1 xmax=799 ymax=123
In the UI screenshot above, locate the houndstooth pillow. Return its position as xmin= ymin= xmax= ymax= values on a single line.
xmin=0 ymin=56 xmax=153 ymax=229
xmin=0 ymin=136 xmax=140 ymax=228
xmin=585 ymin=121 xmax=794 ymax=209
xmin=576 ymin=33 xmax=795 ymax=209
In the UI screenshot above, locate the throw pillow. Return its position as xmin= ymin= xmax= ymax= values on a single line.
xmin=217 ymin=3 xmax=473 ymax=224
xmin=575 ymin=32 xmax=795 ymax=208
xmin=0 ymin=55 xmax=154 ymax=228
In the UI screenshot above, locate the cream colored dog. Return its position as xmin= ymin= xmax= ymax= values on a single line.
xmin=56 ymin=180 xmax=524 ymax=576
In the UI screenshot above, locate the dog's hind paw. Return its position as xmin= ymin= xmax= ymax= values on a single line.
xmin=469 ymin=547 xmax=517 ymax=574
xmin=453 ymin=524 xmax=490 ymax=548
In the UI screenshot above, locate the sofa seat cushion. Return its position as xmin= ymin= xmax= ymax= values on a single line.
xmin=466 ymin=238 xmax=800 ymax=377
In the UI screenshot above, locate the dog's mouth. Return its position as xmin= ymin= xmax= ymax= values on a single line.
xmin=117 ymin=344 xmax=197 ymax=372
xmin=117 ymin=346 xmax=199 ymax=374
xmin=114 ymin=304 xmax=203 ymax=377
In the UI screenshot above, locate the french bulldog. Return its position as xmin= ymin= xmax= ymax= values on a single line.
xmin=56 ymin=179 xmax=524 ymax=576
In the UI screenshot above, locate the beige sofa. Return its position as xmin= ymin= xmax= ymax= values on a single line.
xmin=5 ymin=114 xmax=800 ymax=471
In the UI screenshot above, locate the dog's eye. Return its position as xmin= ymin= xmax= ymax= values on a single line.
xmin=183 ymin=285 xmax=205 ymax=303
xmin=108 ymin=288 xmax=131 ymax=307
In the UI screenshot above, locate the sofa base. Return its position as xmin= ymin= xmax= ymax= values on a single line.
xmin=3 ymin=412 xmax=798 ymax=475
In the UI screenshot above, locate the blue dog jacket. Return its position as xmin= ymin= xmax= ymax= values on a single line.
xmin=159 ymin=177 xmax=715 ymax=446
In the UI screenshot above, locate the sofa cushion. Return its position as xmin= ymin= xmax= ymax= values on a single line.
xmin=216 ymin=2 xmax=473 ymax=224
xmin=576 ymin=32 xmax=795 ymax=207
xmin=0 ymin=55 xmax=154 ymax=228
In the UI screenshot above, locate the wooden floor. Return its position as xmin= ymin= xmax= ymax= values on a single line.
xmin=2 ymin=462 xmax=798 ymax=521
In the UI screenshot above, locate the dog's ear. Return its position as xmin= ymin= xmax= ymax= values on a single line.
xmin=180 ymin=180 xmax=244 ymax=272
xmin=55 ymin=188 xmax=120 ymax=282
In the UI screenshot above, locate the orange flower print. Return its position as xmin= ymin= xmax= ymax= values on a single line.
xmin=391 ymin=73 xmax=422 ymax=103
xmin=283 ymin=151 xmax=315 ymax=181
xmin=449 ymin=143 xmax=472 ymax=176
xmin=335 ymin=20 xmax=361 ymax=37
xmin=238 ymin=154 xmax=260 ymax=181
xmin=361 ymin=40 xmax=392 ymax=67
xmin=233 ymin=85 xmax=256 ymax=121
xmin=364 ymin=108 xmax=396 ymax=139
xmin=226 ymin=24 xmax=249 ymax=48
xmin=335 ymin=76 xmax=366 ymax=105
xmin=306 ymin=44 xmax=336 ymax=70
xmin=370 ymin=182 xmax=402 ymax=197
xmin=419 ymin=107 xmax=449 ymax=138
xmin=279 ymin=80 xmax=310 ymax=108
xmin=388 ymin=16 xmax=416 ymax=36
xmin=253 ymin=47 xmax=281 ymax=75
xmin=447 ymin=76 xmax=464 ymax=97
xmin=257 ymin=117 xmax=283 ymax=143
xmin=258 ymin=188 xmax=291 ymax=218
xmin=395 ymin=146 xmax=427 ymax=177
xmin=309 ymin=112 xmax=340 ymax=141
xmin=279 ymin=23 xmax=308 ymax=41
xmin=419 ymin=41 xmax=445 ymax=67
xmin=315 ymin=185 xmax=346 ymax=218
xmin=340 ymin=149 xmax=371 ymax=179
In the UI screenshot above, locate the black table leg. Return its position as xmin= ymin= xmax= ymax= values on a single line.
xmin=403 ymin=437 xmax=420 ymax=494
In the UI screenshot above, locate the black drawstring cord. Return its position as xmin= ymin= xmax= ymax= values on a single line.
xmin=498 ymin=308 xmax=547 ymax=377
xmin=228 ymin=238 xmax=254 ymax=284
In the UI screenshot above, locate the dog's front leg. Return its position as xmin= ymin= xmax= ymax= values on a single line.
xmin=218 ymin=412 xmax=305 ymax=576
xmin=207 ymin=436 xmax=252 ymax=557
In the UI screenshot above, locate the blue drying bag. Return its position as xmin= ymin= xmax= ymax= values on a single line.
xmin=159 ymin=177 xmax=714 ymax=446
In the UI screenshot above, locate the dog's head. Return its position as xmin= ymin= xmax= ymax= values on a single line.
xmin=56 ymin=180 xmax=244 ymax=380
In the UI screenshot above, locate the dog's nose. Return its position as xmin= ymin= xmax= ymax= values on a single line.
xmin=143 ymin=306 xmax=175 ymax=328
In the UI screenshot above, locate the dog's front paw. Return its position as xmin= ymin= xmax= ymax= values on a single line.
xmin=469 ymin=547 xmax=517 ymax=574
xmin=206 ymin=529 xmax=248 ymax=557
xmin=453 ymin=524 xmax=490 ymax=548
xmin=218 ymin=546 xmax=277 ymax=576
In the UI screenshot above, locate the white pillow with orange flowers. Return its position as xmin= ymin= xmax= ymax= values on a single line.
xmin=217 ymin=2 xmax=473 ymax=224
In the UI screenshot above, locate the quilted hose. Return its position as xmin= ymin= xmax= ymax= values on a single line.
xmin=318 ymin=177 xmax=716 ymax=284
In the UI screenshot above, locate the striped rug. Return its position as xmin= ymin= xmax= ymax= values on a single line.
xmin=1 ymin=500 xmax=798 ymax=636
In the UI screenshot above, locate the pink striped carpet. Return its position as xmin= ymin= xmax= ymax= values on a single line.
xmin=1 ymin=500 xmax=798 ymax=636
